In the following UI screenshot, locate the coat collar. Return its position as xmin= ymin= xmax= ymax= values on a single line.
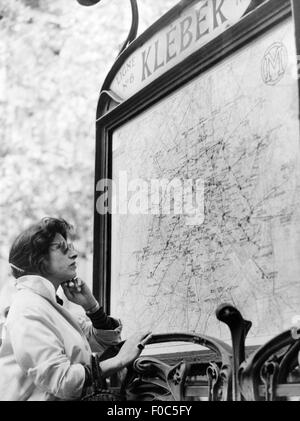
xmin=15 ymin=275 xmax=58 ymax=304
xmin=14 ymin=275 xmax=86 ymax=337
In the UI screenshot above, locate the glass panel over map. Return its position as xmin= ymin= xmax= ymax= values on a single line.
xmin=110 ymin=17 xmax=300 ymax=345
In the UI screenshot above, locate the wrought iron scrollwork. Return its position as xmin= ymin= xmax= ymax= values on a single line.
xmin=118 ymin=332 xmax=233 ymax=401
xmin=99 ymin=306 xmax=300 ymax=401
xmin=238 ymin=327 xmax=300 ymax=400
xmin=206 ymin=362 xmax=221 ymax=401
xmin=216 ymin=303 xmax=252 ymax=401
xmin=260 ymin=358 xmax=280 ymax=401
xmin=122 ymin=357 xmax=188 ymax=401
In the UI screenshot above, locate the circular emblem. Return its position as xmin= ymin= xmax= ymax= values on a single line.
xmin=261 ymin=42 xmax=288 ymax=86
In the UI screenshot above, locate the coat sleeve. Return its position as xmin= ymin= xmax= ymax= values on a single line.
xmin=76 ymin=314 xmax=123 ymax=353
xmin=8 ymin=307 xmax=85 ymax=401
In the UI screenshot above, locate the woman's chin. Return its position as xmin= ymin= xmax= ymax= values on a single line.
xmin=63 ymin=268 xmax=77 ymax=281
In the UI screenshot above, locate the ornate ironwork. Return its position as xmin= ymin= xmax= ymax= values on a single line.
xmin=238 ymin=329 xmax=300 ymax=401
xmin=97 ymin=307 xmax=300 ymax=401
xmin=206 ymin=362 xmax=222 ymax=401
xmin=122 ymin=357 xmax=188 ymax=401
xmin=119 ymin=333 xmax=233 ymax=401
xmin=216 ymin=303 xmax=252 ymax=401
xmin=118 ymin=308 xmax=300 ymax=401
xmin=260 ymin=358 xmax=280 ymax=401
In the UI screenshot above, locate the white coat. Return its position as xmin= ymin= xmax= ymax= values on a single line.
xmin=0 ymin=275 xmax=122 ymax=401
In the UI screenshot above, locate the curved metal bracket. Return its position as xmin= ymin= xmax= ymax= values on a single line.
xmin=76 ymin=0 xmax=139 ymax=55
xmin=96 ymin=89 xmax=124 ymax=115
xmin=118 ymin=0 xmax=139 ymax=55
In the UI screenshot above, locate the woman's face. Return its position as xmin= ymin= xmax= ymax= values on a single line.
xmin=46 ymin=233 xmax=78 ymax=288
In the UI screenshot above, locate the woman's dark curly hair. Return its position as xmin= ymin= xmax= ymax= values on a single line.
xmin=9 ymin=217 xmax=73 ymax=279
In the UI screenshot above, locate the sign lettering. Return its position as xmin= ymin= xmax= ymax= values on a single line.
xmin=111 ymin=0 xmax=252 ymax=100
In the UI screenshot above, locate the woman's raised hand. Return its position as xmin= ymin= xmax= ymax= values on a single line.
xmin=61 ymin=278 xmax=99 ymax=311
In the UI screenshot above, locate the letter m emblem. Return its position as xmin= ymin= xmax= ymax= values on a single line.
xmin=261 ymin=42 xmax=288 ymax=85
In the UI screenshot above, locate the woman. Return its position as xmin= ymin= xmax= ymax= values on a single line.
xmin=0 ymin=217 xmax=151 ymax=401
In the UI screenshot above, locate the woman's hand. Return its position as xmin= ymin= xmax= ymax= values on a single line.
xmin=116 ymin=331 xmax=152 ymax=368
xmin=61 ymin=278 xmax=98 ymax=311
xmin=99 ymin=331 xmax=152 ymax=378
